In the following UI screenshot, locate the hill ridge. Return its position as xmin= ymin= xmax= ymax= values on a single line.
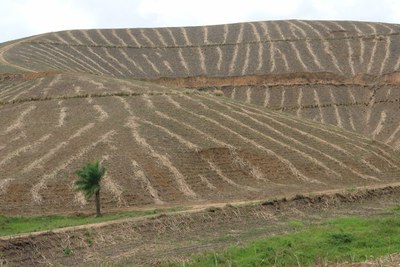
xmin=3 ymin=20 xmax=400 ymax=79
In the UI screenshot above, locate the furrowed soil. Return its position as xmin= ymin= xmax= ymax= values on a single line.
xmin=3 ymin=72 xmax=399 ymax=217
xmin=1 ymin=20 xmax=400 ymax=266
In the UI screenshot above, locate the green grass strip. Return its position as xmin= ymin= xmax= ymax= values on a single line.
xmin=0 ymin=206 xmax=187 ymax=236
xmin=183 ymin=215 xmax=400 ymax=266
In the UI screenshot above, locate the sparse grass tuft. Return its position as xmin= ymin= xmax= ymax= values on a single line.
xmin=391 ymin=205 xmax=400 ymax=212
xmin=288 ymin=220 xmax=305 ymax=229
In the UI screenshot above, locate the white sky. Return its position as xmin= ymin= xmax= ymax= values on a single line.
xmin=1 ymin=0 xmax=400 ymax=43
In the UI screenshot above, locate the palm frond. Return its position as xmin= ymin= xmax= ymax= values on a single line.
xmin=74 ymin=160 xmax=105 ymax=200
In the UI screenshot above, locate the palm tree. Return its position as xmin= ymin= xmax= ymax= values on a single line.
xmin=74 ymin=160 xmax=105 ymax=217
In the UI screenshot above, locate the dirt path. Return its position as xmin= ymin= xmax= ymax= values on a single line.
xmin=0 ymin=35 xmax=42 ymax=73
xmin=3 ymin=182 xmax=400 ymax=241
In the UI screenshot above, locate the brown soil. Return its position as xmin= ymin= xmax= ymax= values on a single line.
xmin=22 ymin=70 xmax=62 ymax=80
xmin=3 ymin=73 xmax=398 ymax=216
xmin=0 ymin=73 xmax=23 ymax=82
xmin=0 ymin=71 xmax=64 ymax=83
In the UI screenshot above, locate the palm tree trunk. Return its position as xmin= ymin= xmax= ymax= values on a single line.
xmin=95 ymin=191 xmax=101 ymax=217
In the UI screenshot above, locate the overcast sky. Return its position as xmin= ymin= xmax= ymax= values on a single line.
xmin=1 ymin=0 xmax=400 ymax=43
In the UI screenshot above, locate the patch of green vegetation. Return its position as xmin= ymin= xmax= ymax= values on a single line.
xmin=390 ymin=205 xmax=400 ymax=212
xmin=175 ymin=215 xmax=400 ymax=266
xmin=346 ymin=186 xmax=357 ymax=192
xmin=0 ymin=206 xmax=188 ymax=236
xmin=84 ymin=230 xmax=94 ymax=246
xmin=0 ymin=63 xmax=28 ymax=74
xmin=63 ymin=247 xmax=72 ymax=256
xmin=287 ymin=220 xmax=305 ymax=229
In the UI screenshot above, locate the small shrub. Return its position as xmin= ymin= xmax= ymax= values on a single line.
xmin=63 ymin=247 xmax=72 ymax=255
xmin=84 ymin=231 xmax=93 ymax=246
xmin=85 ymin=238 xmax=93 ymax=246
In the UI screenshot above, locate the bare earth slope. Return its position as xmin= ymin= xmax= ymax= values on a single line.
xmin=213 ymin=80 xmax=400 ymax=149
xmin=2 ymin=72 xmax=399 ymax=215
xmin=0 ymin=19 xmax=400 ymax=216
xmin=2 ymin=20 xmax=400 ymax=144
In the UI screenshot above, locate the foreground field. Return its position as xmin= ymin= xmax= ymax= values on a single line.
xmin=1 ymin=185 xmax=400 ymax=266
xmin=185 ymin=216 xmax=400 ymax=266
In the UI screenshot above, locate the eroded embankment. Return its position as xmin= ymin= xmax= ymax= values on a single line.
xmin=148 ymin=71 xmax=400 ymax=88
xmin=2 ymin=184 xmax=400 ymax=266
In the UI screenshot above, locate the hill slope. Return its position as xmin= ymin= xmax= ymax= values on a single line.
xmin=1 ymin=20 xmax=400 ymax=216
xmin=1 ymin=72 xmax=400 ymax=215
xmin=2 ymin=20 xmax=400 ymax=144
xmin=3 ymin=20 xmax=400 ymax=78
xmin=213 ymin=80 xmax=400 ymax=149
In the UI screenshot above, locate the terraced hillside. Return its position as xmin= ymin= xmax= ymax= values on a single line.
xmin=3 ymin=20 xmax=400 ymax=77
xmin=1 ymin=72 xmax=399 ymax=215
xmin=1 ymin=20 xmax=400 ymax=216
xmin=213 ymin=81 xmax=400 ymax=149
xmin=2 ymin=20 xmax=400 ymax=144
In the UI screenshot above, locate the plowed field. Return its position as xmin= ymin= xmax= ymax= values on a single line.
xmin=1 ymin=20 xmax=400 ymax=266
